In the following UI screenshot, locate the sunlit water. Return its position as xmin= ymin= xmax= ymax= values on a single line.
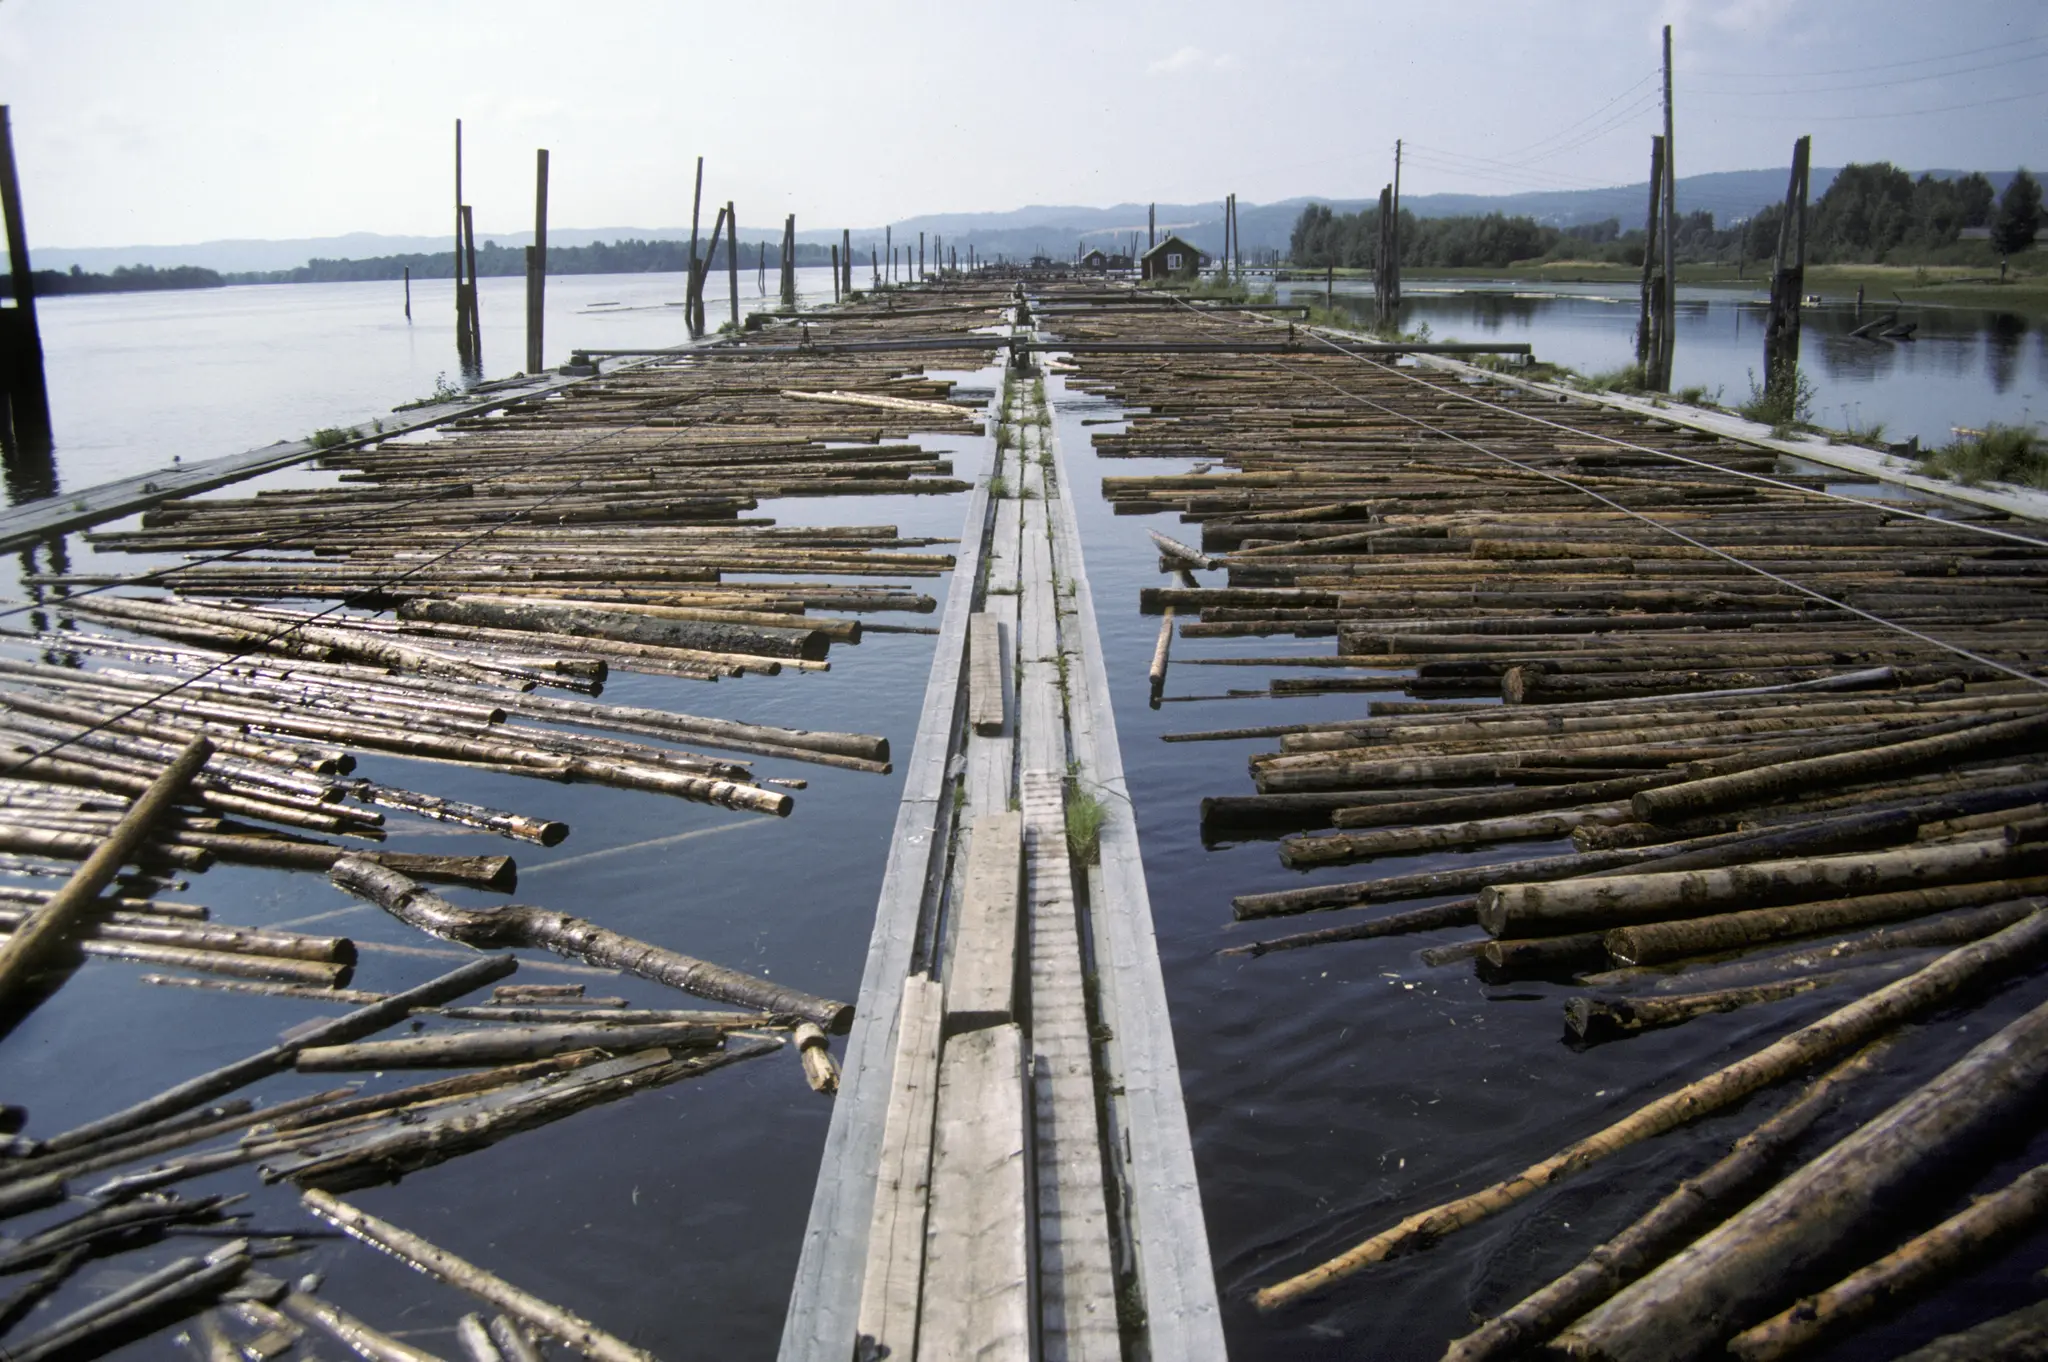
xmin=1274 ymin=277 xmax=2046 ymax=448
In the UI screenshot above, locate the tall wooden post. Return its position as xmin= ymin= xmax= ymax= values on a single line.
xmin=1636 ymin=136 xmax=1666 ymax=376
xmin=831 ymin=244 xmax=840 ymax=303
xmin=728 ymin=201 xmax=741 ymax=331
xmin=687 ymin=156 xmax=705 ymax=339
xmin=0 ymin=106 xmax=51 ymax=466
xmin=885 ymin=226 xmax=892 ymax=282
xmin=1764 ymin=135 xmax=1812 ymax=396
xmin=1389 ymin=139 xmax=1403 ymax=310
xmin=454 ymin=119 xmax=472 ymax=369
xmin=1654 ymin=24 xmax=1677 ymax=390
xmin=1148 ymin=203 xmax=1155 ymax=248
xmin=781 ymin=215 xmax=797 ymax=307
xmin=461 ymin=204 xmax=482 ymax=370
xmin=404 ymin=266 xmax=412 ymax=321
xmin=842 ymin=228 xmax=852 ymax=294
xmin=1373 ymin=184 xmax=1395 ymax=323
xmin=919 ymin=231 xmax=925 ymax=280
xmin=526 ymin=148 xmax=549 ymax=373
xmin=871 ymin=247 xmax=879 ymax=286
xmin=758 ymin=241 xmax=766 ymax=295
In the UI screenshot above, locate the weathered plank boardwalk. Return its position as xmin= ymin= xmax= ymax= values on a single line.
xmin=779 ymin=289 xmax=1224 ymax=1362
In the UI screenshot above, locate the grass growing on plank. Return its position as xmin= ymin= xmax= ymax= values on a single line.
xmin=1919 ymin=424 xmax=2048 ymax=488
xmin=1065 ymin=781 xmax=1106 ymax=865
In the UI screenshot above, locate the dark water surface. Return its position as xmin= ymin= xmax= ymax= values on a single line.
xmin=1274 ymin=277 xmax=2046 ymax=450
xmin=1046 ymin=370 xmax=2048 ymax=1360
xmin=6 ymin=274 xmax=2045 ymax=1359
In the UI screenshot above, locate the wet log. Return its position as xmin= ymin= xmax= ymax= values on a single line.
xmin=0 ymin=735 xmax=212 ymax=1013
xmin=300 ymin=1190 xmax=649 ymax=1362
xmin=489 ymin=1315 xmax=546 ymax=1362
xmin=458 ymin=1313 xmax=507 ymax=1362
xmin=296 ymin=1021 xmax=719 ymax=1070
xmin=1251 ymin=909 xmax=2048 ymax=1313
xmin=0 ymin=906 xmax=353 ymax=963
xmin=1631 ymin=710 xmax=2048 ymax=824
xmin=349 ymin=783 xmax=567 ymax=846
xmin=37 ymin=956 xmax=514 ymax=1153
xmin=0 ymin=932 xmax=355 ymax=987
xmin=281 ymin=1290 xmax=447 ymax=1362
xmin=1478 ymin=837 xmax=2031 ymax=937
xmin=1728 ymin=1161 xmax=2048 ymax=1360
xmin=399 ymin=597 xmax=831 ymax=661
xmin=1441 ymin=1043 xmax=1889 ymax=1362
xmin=0 ymin=1245 xmax=86 ymax=1334
xmin=1282 ymin=804 xmax=1634 ymax=868
xmin=1219 ymin=898 xmax=1478 ymax=957
xmin=1886 ymin=1298 xmax=2048 ymax=1361
xmin=1603 ymin=877 xmax=2048 ymax=966
xmin=330 ymin=856 xmax=851 ymax=1031
xmin=1566 ymin=978 xmax=1835 ymax=1040
xmin=5 ymin=1242 xmax=250 ymax=1362
xmin=1554 ymin=994 xmax=2048 ymax=1361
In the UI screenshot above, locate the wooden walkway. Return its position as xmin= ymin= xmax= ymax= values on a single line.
xmin=779 ymin=295 xmax=1224 ymax=1362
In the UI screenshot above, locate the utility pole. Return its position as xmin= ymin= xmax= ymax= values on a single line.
xmin=1148 ymin=202 xmax=1155 ymax=249
xmin=687 ymin=156 xmax=705 ymax=338
xmin=0 ymin=105 xmax=51 ymax=466
xmin=1636 ymin=136 xmax=1665 ymax=377
xmin=454 ymin=119 xmax=471 ymax=370
xmin=727 ymin=202 xmax=740 ymax=331
xmin=1656 ymin=23 xmax=1677 ymax=390
xmin=526 ymin=148 xmax=548 ymax=374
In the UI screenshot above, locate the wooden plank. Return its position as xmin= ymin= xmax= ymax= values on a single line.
xmin=855 ymin=975 xmax=945 ymax=1361
xmin=946 ymin=813 xmax=1024 ymax=1032
xmin=779 ymin=444 xmax=997 ymax=1362
xmin=1040 ymin=375 xmax=1228 ymax=1360
xmin=1020 ymin=770 xmax=1121 ymax=1362
xmin=969 ymin=613 xmax=1006 ymax=736
xmin=916 ymin=1023 xmax=1032 ymax=1362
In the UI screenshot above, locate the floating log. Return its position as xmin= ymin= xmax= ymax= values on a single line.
xmin=281 ymin=1290 xmax=446 ymax=1362
xmin=296 ymin=1021 xmax=719 ymax=1070
xmin=1251 ymin=910 xmax=2048 ymax=1312
xmin=1441 ymin=1042 xmax=1890 ymax=1362
xmin=302 ymin=1190 xmax=655 ymax=1362
xmin=330 ymin=857 xmax=851 ymax=1031
xmin=1728 ymin=1161 xmax=2048 ymax=1360
xmin=1554 ymin=994 xmax=2048 ymax=1361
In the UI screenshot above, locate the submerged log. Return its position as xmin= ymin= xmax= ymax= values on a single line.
xmin=1251 ymin=910 xmax=2048 ymax=1313
xmin=302 ymin=1190 xmax=656 ymax=1362
xmin=1441 ymin=1042 xmax=1889 ymax=1362
xmin=1555 ymin=994 xmax=2048 ymax=1361
xmin=330 ymin=857 xmax=851 ymax=1031
xmin=1728 ymin=1161 xmax=2048 ymax=1360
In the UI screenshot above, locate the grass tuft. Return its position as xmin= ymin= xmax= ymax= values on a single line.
xmin=1064 ymin=782 xmax=1106 ymax=865
xmin=1919 ymin=425 xmax=2048 ymax=488
xmin=1736 ymin=367 xmax=1817 ymax=435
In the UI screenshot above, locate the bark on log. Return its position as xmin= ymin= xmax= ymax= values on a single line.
xmin=399 ymin=597 xmax=830 ymax=661
xmin=296 ymin=1022 xmax=718 ymax=1070
xmin=1886 ymin=1298 xmax=2048 ymax=1361
xmin=1440 ymin=1043 xmax=1889 ymax=1362
xmin=330 ymin=856 xmax=851 ymax=1031
xmin=1728 ymin=1161 xmax=2048 ymax=1360
xmin=1554 ymin=993 xmax=2048 ymax=1361
xmin=1251 ymin=910 xmax=2048 ymax=1312
xmin=1478 ymin=837 xmax=2030 ymax=938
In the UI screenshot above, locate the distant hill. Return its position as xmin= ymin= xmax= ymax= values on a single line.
xmin=33 ymin=169 xmax=2020 ymax=275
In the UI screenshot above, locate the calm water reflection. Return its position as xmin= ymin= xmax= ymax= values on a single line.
xmin=1275 ymin=277 xmax=2044 ymax=448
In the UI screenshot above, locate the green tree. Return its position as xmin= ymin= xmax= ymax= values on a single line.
xmin=1992 ymin=168 xmax=2042 ymax=257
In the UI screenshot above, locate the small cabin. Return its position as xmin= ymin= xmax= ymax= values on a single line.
xmin=1080 ymin=249 xmax=1133 ymax=272
xmin=1141 ymin=234 xmax=1202 ymax=281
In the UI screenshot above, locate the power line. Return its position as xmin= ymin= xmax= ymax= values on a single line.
xmin=1690 ymin=31 xmax=2048 ymax=79
xmin=1700 ymin=86 xmax=2048 ymax=122
xmin=1688 ymin=48 xmax=2048 ymax=98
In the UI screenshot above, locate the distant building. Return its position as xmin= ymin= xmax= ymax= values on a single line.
xmin=1141 ymin=234 xmax=1202 ymax=281
xmin=1080 ymin=248 xmax=1133 ymax=272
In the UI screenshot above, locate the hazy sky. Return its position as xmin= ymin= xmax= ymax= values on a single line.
xmin=5 ymin=0 xmax=2045 ymax=248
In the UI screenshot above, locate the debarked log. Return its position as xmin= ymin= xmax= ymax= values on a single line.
xmin=1250 ymin=910 xmax=2048 ymax=1313
xmin=1553 ymin=993 xmax=2048 ymax=1362
xmin=330 ymin=856 xmax=851 ymax=1031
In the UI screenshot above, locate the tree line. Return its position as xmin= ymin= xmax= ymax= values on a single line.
xmin=226 ymin=237 xmax=845 ymax=285
xmin=0 ymin=263 xmax=226 ymax=298
xmin=1288 ymin=165 xmax=2041 ymax=270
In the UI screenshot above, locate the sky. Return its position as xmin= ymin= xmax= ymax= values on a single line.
xmin=4 ymin=0 xmax=2046 ymax=249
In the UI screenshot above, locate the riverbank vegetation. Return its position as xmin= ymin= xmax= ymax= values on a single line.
xmin=0 ymin=263 xmax=224 ymax=297
xmin=1289 ymin=164 xmax=2044 ymax=311
xmin=227 ymin=236 xmax=839 ymax=285
xmin=1919 ymin=424 xmax=2048 ymax=489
